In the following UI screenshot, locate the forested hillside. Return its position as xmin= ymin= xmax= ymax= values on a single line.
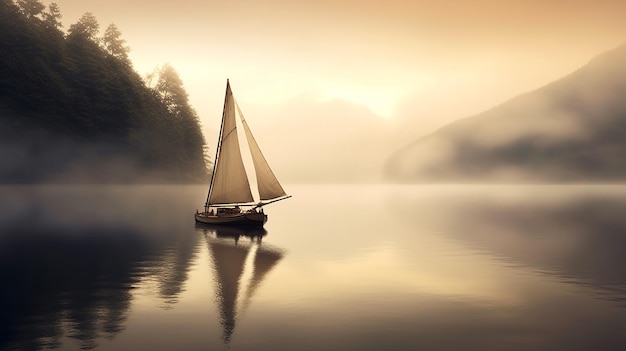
xmin=0 ymin=0 xmax=208 ymax=182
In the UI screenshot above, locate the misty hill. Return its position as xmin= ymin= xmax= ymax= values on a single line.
xmin=250 ymin=95 xmax=395 ymax=183
xmin=0 ymin=0 xmax=207 ymax=182
xmin=385 ymin=44 xmax=626 ymax=182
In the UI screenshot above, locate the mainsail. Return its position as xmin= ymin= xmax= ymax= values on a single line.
xmin=207 ymin=80 xmax=287 ymax=206
xmin=208 ymin=81 xmax=254 ymax=205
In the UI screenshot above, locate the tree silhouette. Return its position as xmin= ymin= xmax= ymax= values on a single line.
xmin=15 ymin=0 xmax=44 ymax=19
xmin=103 ymin=23 xmax=130 ymax=64
xmin=68 ymin=12 xmax=99 ymax=42
xmin=155 ymin=63 xmax=190 ymax=117
xmin=153 ymin=64 xmax=208 ymax=178
xmin=43 ymin=2 xmax=62 ymax=30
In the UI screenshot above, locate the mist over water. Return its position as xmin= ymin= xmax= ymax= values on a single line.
xmin=1 ymin=184 xmax=626 ymax=350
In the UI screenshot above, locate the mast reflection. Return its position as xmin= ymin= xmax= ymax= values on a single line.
xmin=197 ymin=224 xmax=284 ymax=345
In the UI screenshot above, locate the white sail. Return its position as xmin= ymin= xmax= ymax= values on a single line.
xmin=208 ymin=82 xmax=254 ymax=205
xmin=235 ymin=101 xmax=287 ymax=201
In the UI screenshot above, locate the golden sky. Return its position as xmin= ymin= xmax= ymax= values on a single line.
xmin=50 ymin=0 xmax=626 ymax=181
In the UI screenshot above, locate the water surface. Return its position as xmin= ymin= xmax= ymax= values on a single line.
xmin=1 ymin=184 xmax=626 ymax=350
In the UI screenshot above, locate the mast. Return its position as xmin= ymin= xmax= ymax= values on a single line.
xmin=205 ymin=79 xmax=230 ymax=212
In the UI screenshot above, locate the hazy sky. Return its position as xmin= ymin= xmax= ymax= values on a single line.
xmin=49 ymin=0 xmax=626 ymax=181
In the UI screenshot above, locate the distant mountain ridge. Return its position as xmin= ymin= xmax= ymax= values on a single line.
xmin=385 ymin=43 xmax=626 ymax=182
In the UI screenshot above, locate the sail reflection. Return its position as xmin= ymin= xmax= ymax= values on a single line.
xmin=199 ymin=225 xmax=283 ymax=345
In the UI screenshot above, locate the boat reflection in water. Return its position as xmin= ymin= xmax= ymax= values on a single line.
xmin=196 ymin=224 xmax=284 ymax=345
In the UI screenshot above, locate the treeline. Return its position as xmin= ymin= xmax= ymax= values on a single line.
xmin=0 ymin=0 xmax=209 ymax=182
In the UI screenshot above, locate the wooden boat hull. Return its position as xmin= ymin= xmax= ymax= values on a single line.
xmin=195 ymin=212 xmax=267 ymax=227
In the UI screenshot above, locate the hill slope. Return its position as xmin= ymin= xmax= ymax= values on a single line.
xmin=385 ymin=44 xmax=626 ymax=182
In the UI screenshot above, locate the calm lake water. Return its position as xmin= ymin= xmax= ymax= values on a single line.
xmin=1 ymin=184 xmax=626 ymax=351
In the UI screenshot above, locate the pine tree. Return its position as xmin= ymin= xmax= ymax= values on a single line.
xmin=68 ymin=12 xmax=99 ymax=42
xmin=43 ymin=2 xmax=62 ymax=31
xmin=153 ymin=64 xmax=207 ymax=178
xmin=16 ymin=0 xmax=44 ymax=20
xmin=103 ymin=23 xmax=130 ymax=64
xmin=155 ymin=63 xmax=190 ymax=118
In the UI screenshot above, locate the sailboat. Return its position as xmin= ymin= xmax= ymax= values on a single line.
xmin=195 ymin=80 xmax=291 ymax=227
